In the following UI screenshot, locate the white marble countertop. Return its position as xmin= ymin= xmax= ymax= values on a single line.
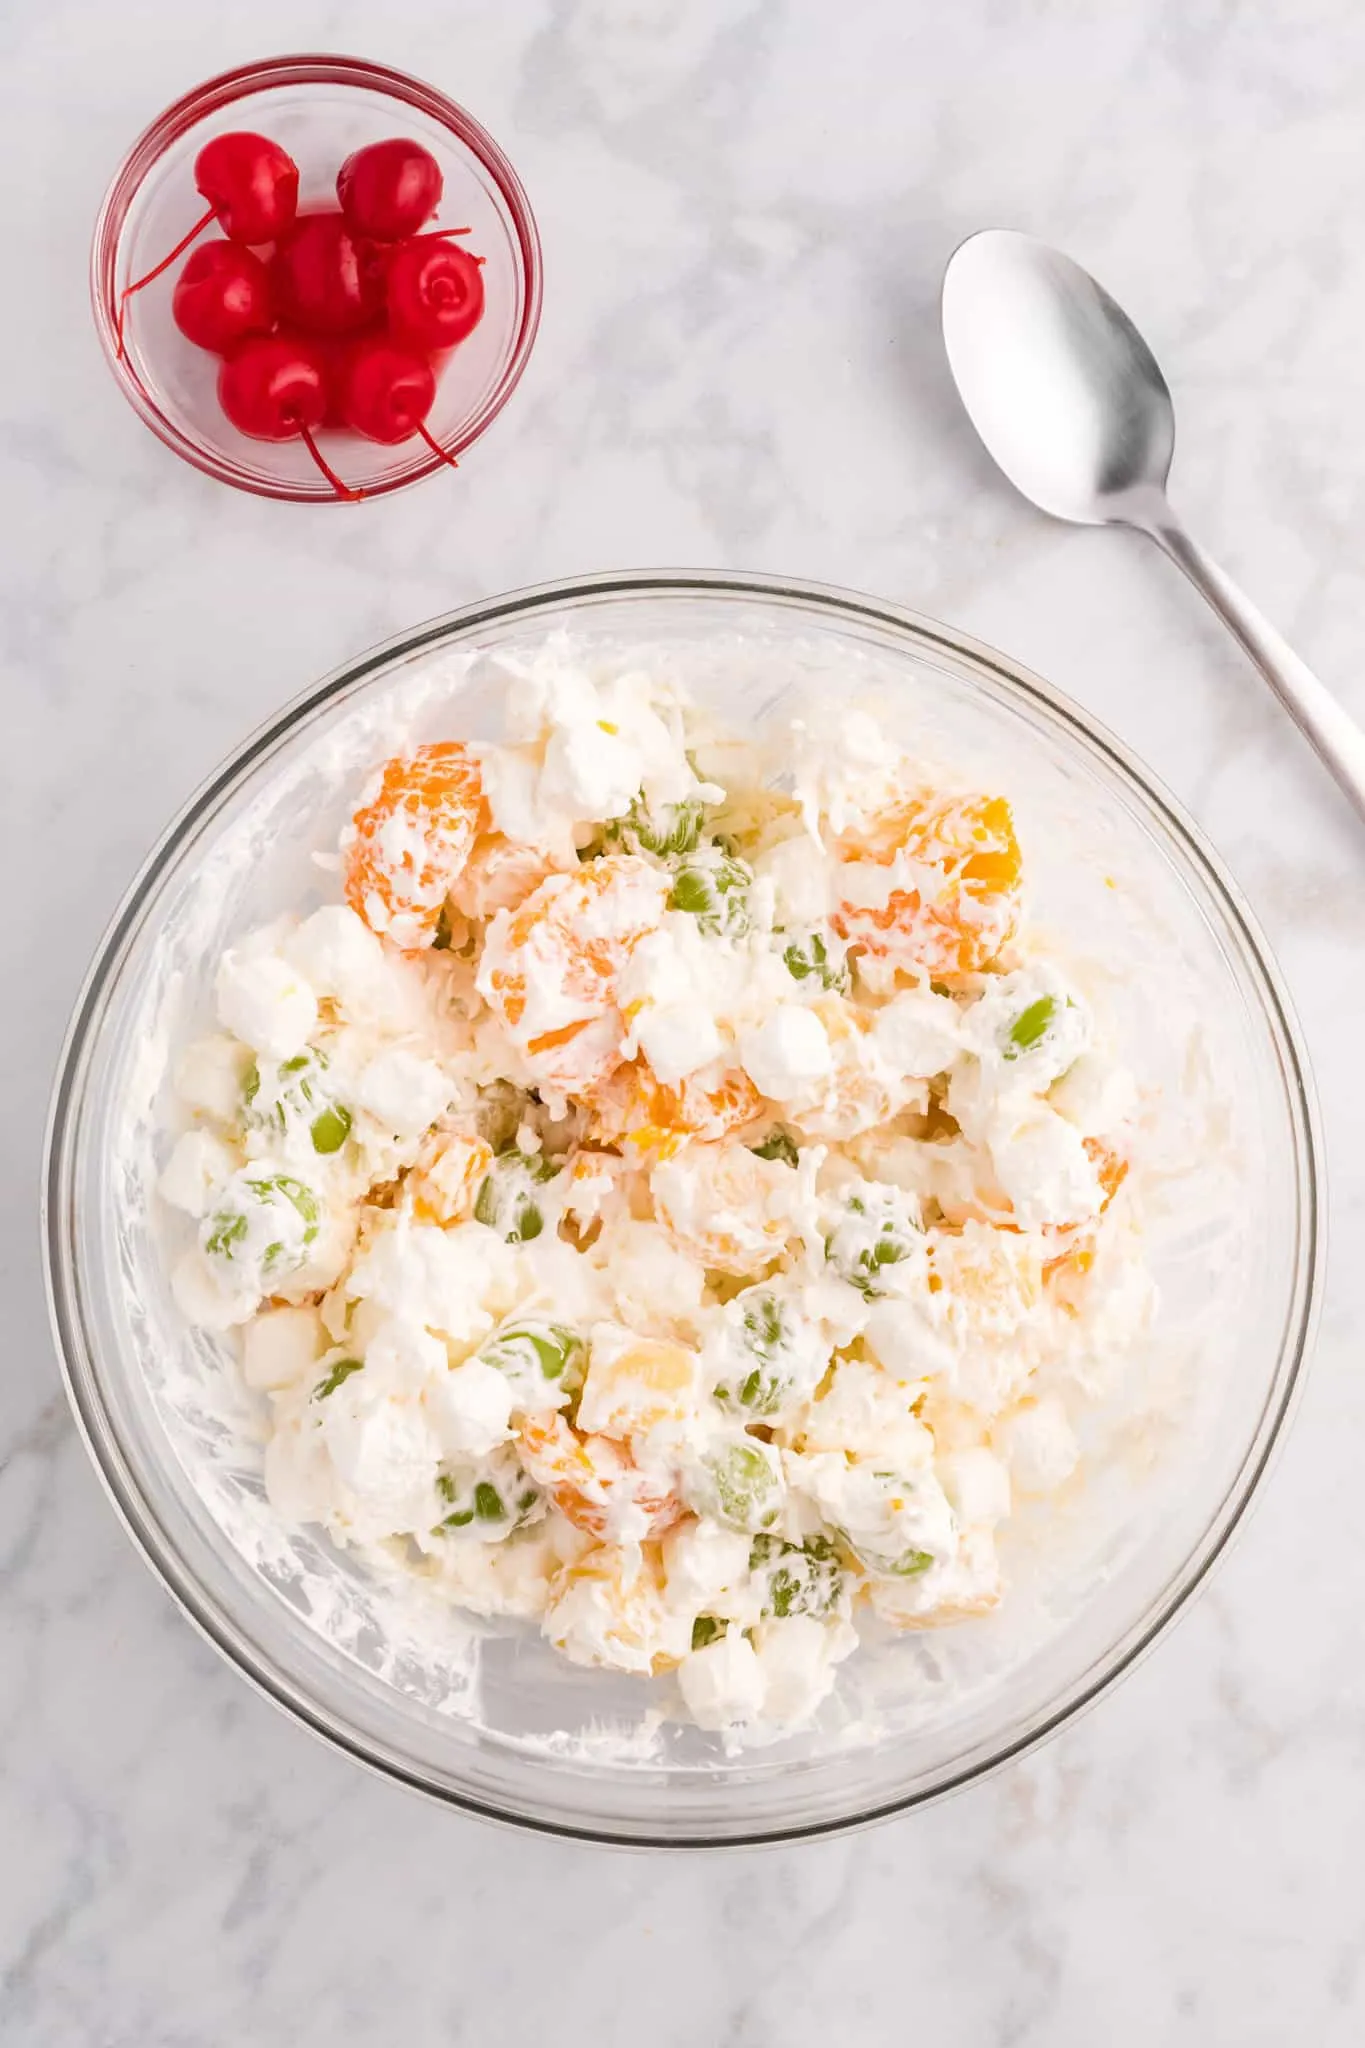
xmin=4 ymin=2 xmax=1364 ymax=2041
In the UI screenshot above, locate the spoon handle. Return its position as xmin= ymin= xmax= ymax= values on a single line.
xmin=1142 ymin=509 xmax=1365 ymax=821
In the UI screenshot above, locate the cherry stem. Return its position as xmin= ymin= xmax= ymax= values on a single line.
xmin=297 ymin=420 xmax=365 ymax=501
xmin=115 ymin=203 xmax=216 ymax=360
xmin=417 ymin=422 xmax=460 ymax=472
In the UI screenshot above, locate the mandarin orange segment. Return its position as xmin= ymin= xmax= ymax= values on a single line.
xmin=343 ymin=742 xmax=487 ymax=950
xmin=833 ymin=791 xmax=1023 ymax=981
xmin=479 ymin=856 xmax=669 ymax=1092
xmin=517 ymin=1412 xmax=683 ymax=1539
xmin=584 ymin=1057 xmax=763 ymax=1159
xmin=1083 ymin=1137 xmax=1129 ymax=1210
xmin=651 ymin=1141 xmax=798 ymax=1275
xmin=1034 ymin=1141 xmax=1128 ymax=1299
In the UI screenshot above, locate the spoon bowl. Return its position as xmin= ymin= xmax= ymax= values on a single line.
xmin=942 ymin=229 xmax=1174 ymax=524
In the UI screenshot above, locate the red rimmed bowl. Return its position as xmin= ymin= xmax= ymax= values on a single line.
xmin=91 ymin=54 xmax=542 ymax=503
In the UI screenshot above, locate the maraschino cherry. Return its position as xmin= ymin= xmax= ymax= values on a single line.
xmin=118 ymin=132 xmax=298 ymax=355
xmin=171 ymin=242 xmax=273 ymax=352
xmin=218 ymin=334 xmax=363 ymax=500
xmin=335 ymin=337 xmax=460 ymax=466
xmin=131 ymin=124 xmax=489 ymax=494
xmin=385 ymin=235 xmax=485 ymax=351
xmin=271 ymin=211 xmax=387 ymax=334
xmin=337 ymin=139 xmax=444 ymax=241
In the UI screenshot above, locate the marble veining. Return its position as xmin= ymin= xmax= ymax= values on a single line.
xmin=3 ymin=1 xmax=1364 ymax=2042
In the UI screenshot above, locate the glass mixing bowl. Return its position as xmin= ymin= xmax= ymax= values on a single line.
xmin=44 ymin=573 xmax=1322 ymax=1845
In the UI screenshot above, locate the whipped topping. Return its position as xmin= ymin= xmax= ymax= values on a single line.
xmin=157 ymin=649 xmax=1153 ymax=1740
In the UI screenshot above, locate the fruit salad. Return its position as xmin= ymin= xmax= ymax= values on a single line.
xmin=159 ymin=651 xmax=1150 ymax=1737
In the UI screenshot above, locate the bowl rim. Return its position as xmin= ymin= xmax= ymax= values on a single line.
xmin=89 ymin=52 xmax=543 ymax=503
xmin=42 ymin=568 xmax=1325 ymax=1845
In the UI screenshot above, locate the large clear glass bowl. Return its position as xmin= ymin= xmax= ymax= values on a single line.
xmin=43 ymin=572 xmax=1322 ymax=1845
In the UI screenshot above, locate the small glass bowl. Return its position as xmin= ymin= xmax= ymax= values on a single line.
xmin=91 ymin=55 xmax=542 ymax=502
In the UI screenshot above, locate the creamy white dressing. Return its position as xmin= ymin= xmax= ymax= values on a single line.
xmin=153 ymin=647 xmax=1157 ymax=1740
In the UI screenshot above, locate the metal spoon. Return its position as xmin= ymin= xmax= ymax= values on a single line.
xmin=941 ymin=228 xmax=1365 ymax=820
